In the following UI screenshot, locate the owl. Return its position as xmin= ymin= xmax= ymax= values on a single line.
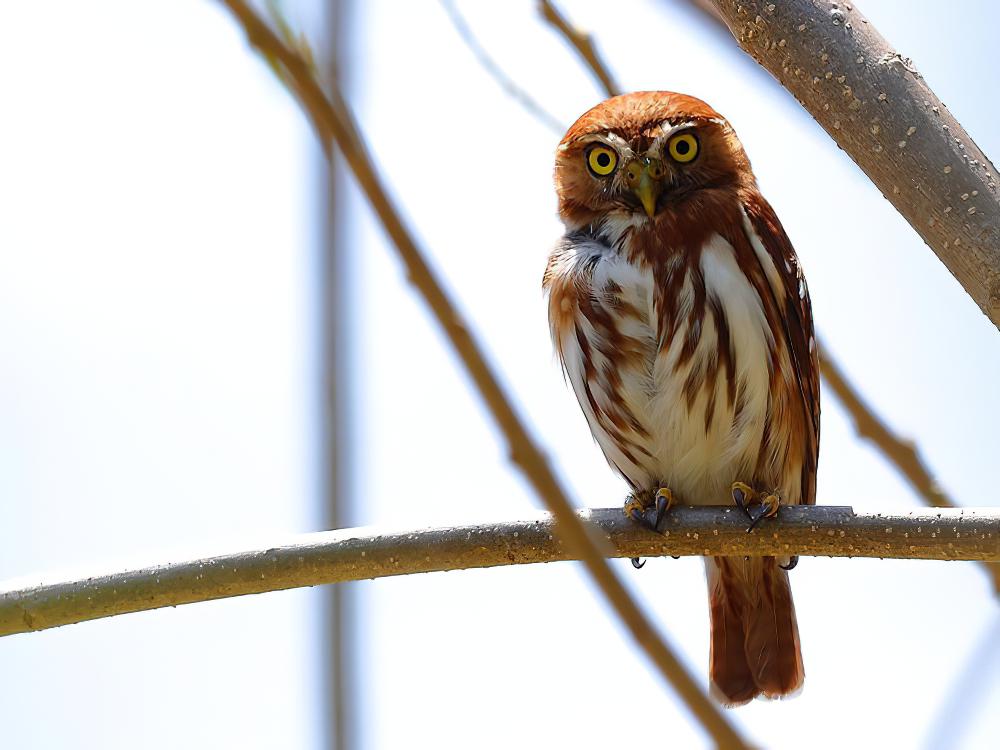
xmin=543 ymin=92 xmax=819 ymax=706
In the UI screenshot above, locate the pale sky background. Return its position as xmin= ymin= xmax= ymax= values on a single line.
xmin=1 ymin=1 xmax=998 ymax=749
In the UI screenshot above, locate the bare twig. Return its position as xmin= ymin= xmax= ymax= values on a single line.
xmin=4 ymin=506 xmax=998 ymax=638
xmin=538 ymin=0 xmax=620 ymax=97
xmin=819 ymin=342 xmax=1000 ymax=595
xmin=218 ymin=2 xmax=748 ymax=745
xmin=440 ymin=0 xmax=563 ymax=134
xmin=705 ymin=0 xmax=1000 ymax=330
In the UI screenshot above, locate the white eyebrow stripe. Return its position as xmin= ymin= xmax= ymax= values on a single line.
xmin=574 ymin=132 xmax=636 ymax=158
xmin=646 ymin=118 xmax=726 ymax=156
xmin=647 ymin=121 xmax=698 ymax=156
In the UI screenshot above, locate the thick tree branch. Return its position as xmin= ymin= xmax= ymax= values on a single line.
xmin=3 ymin=506 xmax=997 ymax=638
xmin=706 ymin=0 xmax=1000 ymax=329
xmin=218 ymin=2 xmax=747 ymax=745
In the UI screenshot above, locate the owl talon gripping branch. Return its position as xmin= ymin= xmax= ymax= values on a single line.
xmin=623 ymin=487 xmax=676 ymax=531
xmin=732 ymin=481 xmax=782 ymax=532
xmin=624 ymin=487 xmax=676 ymax=568
xmin=747 ymin=492 xmax=781 ymax=532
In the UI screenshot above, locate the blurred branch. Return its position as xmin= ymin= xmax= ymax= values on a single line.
xmin=538 ymin=0 xmax=620 ymax=97
xmin=440 ymin=0 xmax=563 ymax=134
xmin=319 ymin=2 xmax=353 ymax=748
xmin=4 ymin=506 xmax=999 ymax=638
xmin=217 ymin=2 xmax=748 ymax=745
xmin=703 ymin=0 xmax=1000 ymax=330
xmin=819 ymin=343 xmax=1000 ymax=595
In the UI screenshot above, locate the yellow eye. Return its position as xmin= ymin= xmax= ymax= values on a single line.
xmin=667 ymin=133 xmax=699 ymax=163
xmin=586 ymin=146 xmax=618 ymax=176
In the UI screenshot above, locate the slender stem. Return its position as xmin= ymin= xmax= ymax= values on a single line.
xmin=218 ymin=2 xmax=749 ymax=746
xmin=538 ymin=0 xmax=621 ymax=97
xmin=440 ymin=0 xmax=563 ymax=134
xmin=818 ymin=341 xmax=1000 ymax=594
xmin=3 ymin=506 xmax=997 ymax=639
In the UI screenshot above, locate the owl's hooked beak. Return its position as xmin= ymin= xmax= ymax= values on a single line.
xmin=625 ymin=157 xmax=665 ymax=219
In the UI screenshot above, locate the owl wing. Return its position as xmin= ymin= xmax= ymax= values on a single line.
xmin=742 ymin=194 xmax=820 ymax=506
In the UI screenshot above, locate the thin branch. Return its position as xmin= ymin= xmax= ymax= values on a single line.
xmin=821 ymin=347 xmax=955 ymax=510
xmin=440 ymin=0 xmax=563 ymax=135
xmin=819 ymin=341 xmax=1000 ymax=595
xmin=537 ymin=0 xmax=620 ymax=97
xmin=3 ymin=506 xmax=998 ymax=638
xmin=217 ymin=2 xmax=748 ymax=746
xmin=705 ymin=0 xmax=1000 ymax=330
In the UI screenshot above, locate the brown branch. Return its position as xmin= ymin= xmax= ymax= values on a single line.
xmin=705 ymin=0 xmax=1000 ymax=330
xmin=4 ymin=506 xmax=997 ymax=638
xmin=818 ymin=341 xmax=1000 ymax=595
xmin=217 ymin=2 xmax=749 ymax=745
xmin=538 ymin=0 xmax=621 ymax=97
xmin=440 ymin=0 xmax=563 ymax=135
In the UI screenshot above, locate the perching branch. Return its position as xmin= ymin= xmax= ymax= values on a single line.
xmin=3 ymin=506 xmax=997 ymax=638
xmin=217 ymin=2 xmax=748 ymax=746
xmin=705 ymin=0 xmax=1000 ymax=330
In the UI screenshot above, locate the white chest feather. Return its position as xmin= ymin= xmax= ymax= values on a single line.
xmin=548 ymin=231 xmax=776 ymax=505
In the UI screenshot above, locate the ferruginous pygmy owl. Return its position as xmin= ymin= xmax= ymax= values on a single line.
xmin=543 ymin=92 xmax=819 ymax=706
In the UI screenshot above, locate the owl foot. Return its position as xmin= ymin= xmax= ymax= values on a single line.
xmin=623 ymin=487 xmax=676 ymax=531
xmin=731 ymin=482 xmax=781 ymax=532
xmin=625 ymin=486 xmax=676 ymax=568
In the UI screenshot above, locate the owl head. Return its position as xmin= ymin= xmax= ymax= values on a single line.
xmin=554 ymin=91 xmax=755 ymax=229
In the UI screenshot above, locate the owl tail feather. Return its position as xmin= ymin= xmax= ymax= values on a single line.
xmin=706 ymin=555 xmax=804 ymax=707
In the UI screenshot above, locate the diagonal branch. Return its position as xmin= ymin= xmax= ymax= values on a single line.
xmin=3 ymin=506 xmax=998 ymax=638
xmin=217 ymin=1 xmax=749 ymax=745
xmin=538 ymin=0 xmax=621 ymax=97
xmin=818 ymin=342 xmax=1000 ymax=595
xmin=440 ymin=0 xmax=563 ymax=135
xmin=705 ymin=0 xmax=1000 ymax=330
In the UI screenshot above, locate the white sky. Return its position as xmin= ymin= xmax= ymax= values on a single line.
xmin=1 ymin=1 xmax=998 ymax=749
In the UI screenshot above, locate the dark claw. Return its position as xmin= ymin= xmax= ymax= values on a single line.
xmin=732 ymin=486 xmax=751 ymax=519
xmin=627 ymin=507 xmax=646 ymax=525
xmin=780 ymin=556 xmax=799 ymax=571
xmin=746 ymin=505 xmax=769 ymax=533
xmin=631 ymin=557 xmax=646 ymax=569
xmin=654 ymin=494 xmax=669 ymax=531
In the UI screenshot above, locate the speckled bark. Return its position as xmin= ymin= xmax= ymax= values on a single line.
xmin=708 ymin=0 xmax=1000 ymax=328
xmin=2 ymin=506 xmax=997 ymax=637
